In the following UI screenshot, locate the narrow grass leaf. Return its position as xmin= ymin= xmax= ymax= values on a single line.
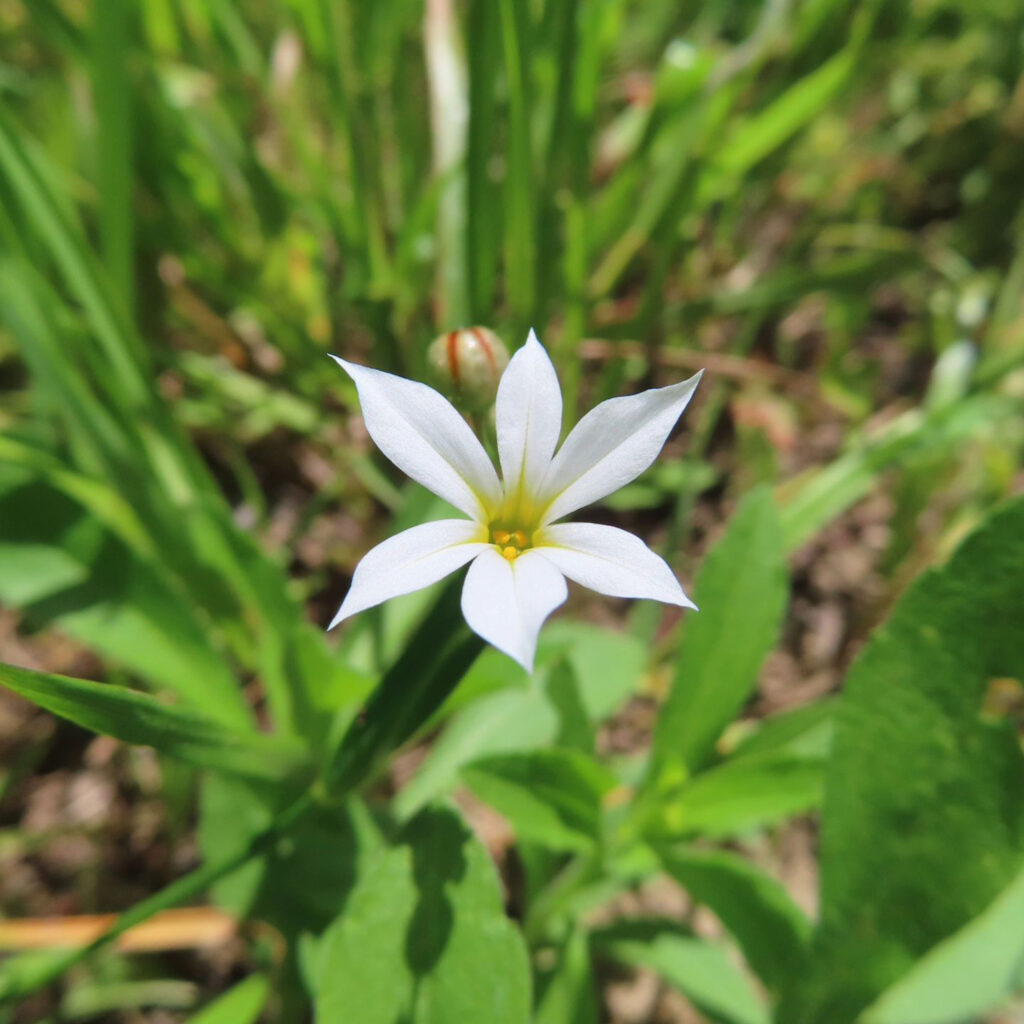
xmin=0 ymin=662 xmax=308 ymax=782
xmin=497 ymin=0 xmax=535 ymax=325
xmin=91 ymin=0 xmax=134 ymax=315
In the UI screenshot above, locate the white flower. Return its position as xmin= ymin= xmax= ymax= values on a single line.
xmin=329 ymin=330 xmax=701 ymax=672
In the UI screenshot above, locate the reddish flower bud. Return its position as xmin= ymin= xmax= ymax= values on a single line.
xmin=427 ymin=327 xmax=510 ymax=410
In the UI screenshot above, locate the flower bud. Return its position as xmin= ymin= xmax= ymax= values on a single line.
xmin=427 ymin=327 xmax=509 ymax=411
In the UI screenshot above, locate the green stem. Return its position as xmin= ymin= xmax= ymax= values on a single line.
xmin=0 ymin=581 xmax=483 ymax=1005
xmin=324 ymin=577 xmax=484 ymax=794
xmin=523 ymin=853 xmax=601 ymax=944
xmin=0 ymin=792 xmax=315 ymax=1004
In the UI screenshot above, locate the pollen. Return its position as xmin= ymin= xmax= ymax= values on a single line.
xmin=501 ymin=545 xmax=518 ymax=561
xmin=492 ymin=529 xmax=512 ymax=545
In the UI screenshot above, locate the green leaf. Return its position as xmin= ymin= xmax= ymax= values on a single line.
xmin=61 ymin=979 xmax=197 ymax=1017
xmin=592 ymin=919 xmax=769 ymax=1024
xmin=0 ymin=791 xmax=318 ymax=1005
xmin=707 ymin=47 xmax=855 ymax=185
xmin=543 ymin=622 xmax=647 ymax=722
xmin=0 ymin=661 xmax=308 ymax=782
xmin=0 ymin=107 xmax=150 ymax=403
xmin=652 ymin=752 xmax=824 ymax=838
xmin=781 ymin=498 xmax=1024 ymax=1023
xmin=497 ymin=0 xmax=536 ymax=324
xmin=776 ymin=394 xmax=1018 ymax=553
xmin=653 ymin=486 xmax=788 ymax=777
xmin=657 ymin=846 xmax=811 ymax=991
xmin=186 ymin=976 xmax=269 ymax=1024
xmin=91 ymin=0 xmax=135 ymax=313
xmin=394 ymin=685 xmax=561 ymax=820
xmin=315 ymin=806 xmax=531 ymax=1024
xmin=395 ymin=629 xmax=620 ymax=820
xmin=463 ymin=749 xmax=616 ymax=853
xmin=0 ymin=476 xmax=249 ymax=725
xmin=535 ymin=926 xmax=599 ymax=1024
xmin=861 ymin=863 xmax=1024 ymax=1024
xmin=324 ymin=578 xmax=485 ymax=795
xmin=199 ymin=778 xmax=381 ymax=940
xmin=0 ymin=541 xmax=86 ymax=605
xmin=729 ymin=699 xmax=836 ymax=763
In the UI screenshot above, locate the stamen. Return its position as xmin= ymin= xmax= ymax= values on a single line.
xmin=491 ymin=523 xmax=534 ymax=561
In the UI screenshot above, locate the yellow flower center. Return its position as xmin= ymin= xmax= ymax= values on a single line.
xmin=491 ymin=526 xmax=532 ymax=561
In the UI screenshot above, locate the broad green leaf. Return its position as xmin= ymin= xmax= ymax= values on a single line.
xmin=0 ymin=662 xmax=307 ymax=782
xmin=593 ymin=919 xmax=769 ymax=1024
xmin=200 ymin=778 xmax=381 ymax=939
xmin=186 ymin=976 xmax=268 ymax=1024
xmin=315 ymin=806 xmax=531 ymax=1024
xmin=657 ymin=846 xmax=811 ymax=991
xmin=781 ymin=498 xmax=1024 ymax=1023
xmin=463 ymin=749 xmax=616 ymax=853
xmin=652 ymin=752 xmax=824 ymax=838
xmin=653 ymin=487 xmax=788 ymax=776
xmin=861 ymin=863 xmax=1024 ymax=1024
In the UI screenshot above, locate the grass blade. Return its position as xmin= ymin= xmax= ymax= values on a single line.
xmin=91 ymin=0 xmax=135 ymax=318
xmin=0 ymin=661 xmax=308 ymax=781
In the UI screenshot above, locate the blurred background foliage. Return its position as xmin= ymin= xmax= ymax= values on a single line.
xmin=0 ymin=0 xmax=1023 ymax=1021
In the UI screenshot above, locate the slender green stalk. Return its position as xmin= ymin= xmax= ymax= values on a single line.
xmin=465 ymin=0 xmax=501 ymax=321
xmin=91 ymin=0 xmax=134 ymax=319
xmin=315 ymin=0 xmax=391 ymax=298
xmin=0 ymin=793 xmax=315 ymax=1004
xmin=497 ymin=0 xmax=535 ymax=329
xmin=325 ymin=578 xmax=484 ymax=794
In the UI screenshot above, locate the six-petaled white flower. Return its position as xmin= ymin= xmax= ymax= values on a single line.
xmin=329 ymin=330 xmax=701 ymax=672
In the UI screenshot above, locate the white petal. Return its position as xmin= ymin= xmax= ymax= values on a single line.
xmin=331 ymin=356 xmax=501 ymax=520
xmin=538 ymin=371 xmax=702 ymax=524
xmin=535 ymin=522 xmax=696 ymax=608
xmin=460 ymin=548 xmax=568 ymax=672
xmin=495 ymin=328 xmax=563 ymax=499
xmin=329 ymin=519 xmax=489 ymax=628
